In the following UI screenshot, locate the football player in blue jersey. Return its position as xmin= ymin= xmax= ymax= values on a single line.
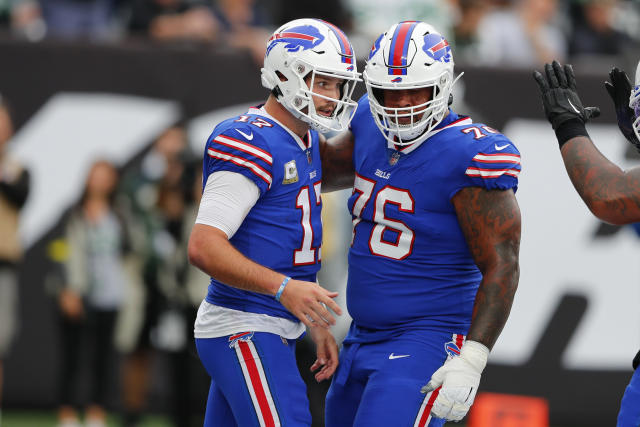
xmin=534 ymin=59 xmax=640 ymax=427
xmin=320 ymin=21 xmax=522 ymax=426
xmin=187 ymin=18 xmax=360 ymax=427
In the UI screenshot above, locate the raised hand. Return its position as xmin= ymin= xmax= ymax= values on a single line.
xmin=533 ymin=60 xmax=600 ymax=129
xmin=605 ymin=67 xmax=640 ymax=152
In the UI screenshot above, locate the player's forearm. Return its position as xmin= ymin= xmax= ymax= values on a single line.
xmin=188 ymin=223 xmax=284 ymax=296
xmin=466 ymin=259 xmax=519 ymax=350
xmin=320 ymin=131 xmax=355 ymax=192
xmin=453 ymin=187 xmax=521 ymax=350
xmin=561 ymin=136 xmax=640 ymax=224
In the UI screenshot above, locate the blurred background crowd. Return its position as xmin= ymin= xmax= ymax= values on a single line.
xmin=0 ymin=0 xmax=640 ymax=66
xmin=2 ymin=0 xmax=640 ymax=426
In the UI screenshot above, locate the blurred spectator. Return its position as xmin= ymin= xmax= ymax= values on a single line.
xmin=475 ymin=0 xmax=567 ymax=67
xmin=0 ymin=0 xmax=46 ymax=40
xmin=117 ymin=125 xmax=190 ymax=427
xmin=56 ymin=160 xmax=128 ymax=427
xmin=449 ymin=0 xmax=492 ymax=63
xmin=345 ymin=0 xmax=455 ymax=57
xmin=0 ymin=95 xmax=29 ymax=425
xmin=41 ymin=0 xmax=121 ymax=40
xmin=128 ymin=0 xmax=218 ymax=42
xmin=569 ymin=0 xmax=633 ymax=57
xmin=211 ymin=0 xmax=271 ymax=63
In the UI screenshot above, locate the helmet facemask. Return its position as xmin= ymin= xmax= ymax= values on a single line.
xmin=282 ymin=59 xmax=359 ymax=133
xmin=366 ymin=72 xmax=451 ymax=145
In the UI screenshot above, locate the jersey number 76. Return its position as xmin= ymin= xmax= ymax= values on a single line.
xmin=351 ymin=174 xmax=415 ymax=260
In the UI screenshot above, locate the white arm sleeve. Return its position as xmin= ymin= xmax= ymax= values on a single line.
xmin=195 ymin=171 xmax=260 ymax=239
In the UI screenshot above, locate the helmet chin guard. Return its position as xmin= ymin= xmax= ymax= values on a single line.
xmin=261 ymin=18 xmax=360 ymax=133
xmin=364 ymin=21 xmax=459 ymax=146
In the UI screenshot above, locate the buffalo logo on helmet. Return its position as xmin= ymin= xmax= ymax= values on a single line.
xmin=266 ymin=25 xmax=325 ymax=56
xmin=422 ymin=33 xmax=452 ymax=63
xmin=368 ymin=33 xmax=384 ymax=60
xmin=391 ymin=77 xmax=402 ymax=83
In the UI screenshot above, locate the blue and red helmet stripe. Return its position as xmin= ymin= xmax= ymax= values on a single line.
xmin=388 ymin=21 xmax=418 ymax=75
xmin=316 ymin=19 xmax=354 ymax=64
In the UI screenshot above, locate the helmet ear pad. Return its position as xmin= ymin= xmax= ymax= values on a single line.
xmin=260 ymin=68 xmax=278 ymax=91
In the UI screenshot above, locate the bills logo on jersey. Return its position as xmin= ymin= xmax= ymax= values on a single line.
xmin=444 ymin=341 xmax=461 ymax=359
xmin=369 ymin=33 xmax=384 ymax=60
xmin=228 ymin=331 xmax=254 ymax=349
xmin=267 ymin=25 xmax=324 ymax=55
xmin=422 ymin=33 xmax=451 ymax=63
xmin=283 ymin=160 xmax=299 ymax=184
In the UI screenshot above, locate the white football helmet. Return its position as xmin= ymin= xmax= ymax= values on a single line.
xmin=629 ymin=60 xmax=640 ymax=142
xmin=364 ymin=21 xmax=458 ymax=145
xmin=261 ymin=18 xmax=360 ymax=133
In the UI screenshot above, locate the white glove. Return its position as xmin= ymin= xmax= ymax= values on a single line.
xmin=420 ymin=340 xmax=489 ymax=422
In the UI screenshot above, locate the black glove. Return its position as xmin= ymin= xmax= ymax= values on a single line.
xmin=533 ymin=60 xmax=601 ymax=130
xmin=604 ymin=67 xmax=640 ymax=153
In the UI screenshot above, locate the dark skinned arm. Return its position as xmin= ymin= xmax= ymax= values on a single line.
xmin=319 ymin=131 xmax=355 ymax=192
xmin=452 ymin=186 xmax=521 ymax=350
xmin=560 ymin=136 xmax=640 ymax=225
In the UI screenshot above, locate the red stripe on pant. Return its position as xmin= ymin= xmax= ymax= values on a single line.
xmin=238 ymin=341 xmax=276 ymax=427
xmin=418 ymin=387 xmax=441 ymax=427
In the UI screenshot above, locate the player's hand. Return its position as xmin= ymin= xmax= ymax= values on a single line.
xmin=533 ymin=60 xmax=600 ymax=129
xmin=278 ymin=279 xmax=342 ymax=329
xmin=605 ymin=67 xmax=640 ymax=153
xmin=420 ymin=340 xmax=489 ymax=422
xmin=308 ymin=325 xmax=339 ymax=382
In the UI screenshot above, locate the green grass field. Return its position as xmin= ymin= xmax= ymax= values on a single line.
xmin=1 ymin=411 xmax=172 ymax=427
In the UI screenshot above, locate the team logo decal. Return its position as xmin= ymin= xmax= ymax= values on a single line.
xmin=389 ymin=151 xmax=401 ymax=166
xmin=422 ymin=33 xmax=451 ymax=63
xmin=391 ymin=77 xmax=402 ymax=83
xmin=267 ymin=25 xmax=324 ymax=56
xmin=283 ymin=160 xmax=299 ymax=184
xmin=368 ymin=33 xmax=384 ymax=60
xmin=444 ymin=340 xmax=461 ymax=359
xmin=228 ymin=331 xmax=254 ymax=348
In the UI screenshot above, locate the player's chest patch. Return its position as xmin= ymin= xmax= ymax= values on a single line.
xmin=283 ymin=160 xmax=299 ymax=184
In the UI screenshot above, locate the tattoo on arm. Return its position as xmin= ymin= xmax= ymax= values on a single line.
xmin=453 ymin=187 xmax=521 ymax=349
xmin=320 ymin=131 xmax=355 ymax=192
xmin=561 ymin=136 xmax=640 ymax=224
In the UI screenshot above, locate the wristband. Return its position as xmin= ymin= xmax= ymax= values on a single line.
xmin=555 ymin=118 xmax=589 ymax=148
xmin=275 ymin=276 xmax=291 ymax=302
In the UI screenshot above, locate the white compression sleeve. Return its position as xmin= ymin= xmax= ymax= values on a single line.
xmin=195 ymin=171 xmax=260 ymax=238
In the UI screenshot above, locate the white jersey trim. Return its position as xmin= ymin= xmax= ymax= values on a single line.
xmin=386 ymin=115 xmax=473 ymax=154
xmin=195 ymin=171 xmax=260 ymax=239
xmin=194 ymin=300 xmax=306 ymax=339
xmin=248 ymin=106 xmax=312 ymax=152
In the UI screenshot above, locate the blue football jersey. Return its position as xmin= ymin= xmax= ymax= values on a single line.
xmin=202 ymin=106 xmax=323 ymax=321
xmin=346 ymin=95 xmax=521 ymax=341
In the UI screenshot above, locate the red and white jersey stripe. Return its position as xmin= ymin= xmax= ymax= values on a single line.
xmin=208 ymin=148 xmax=273 ymax=187
xmin=213 ymin=134 xmax=273 ymax=165
xmin=466 ymin=152 xmax=521 ymax=179
xmin=234 ymin=339 xmax=281 ymax=427
xmin=465 ymin=167 xmax=520 ymax=179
